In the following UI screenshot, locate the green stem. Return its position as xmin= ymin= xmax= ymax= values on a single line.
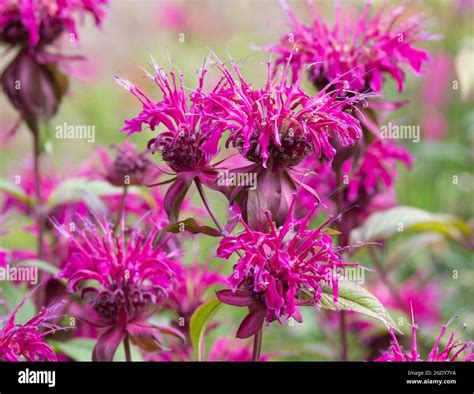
xmin=113 ymin=185 xmax=128 ymax=234
xmin=334 ymin=167 xmax=348 ymax=361
xmin=368 ymin=246 xmax=405 ymax=309
xmin=33 ymin=131 xmax=45 ymax=260
xmin=194 ymin=178 xmax=224 ymax=234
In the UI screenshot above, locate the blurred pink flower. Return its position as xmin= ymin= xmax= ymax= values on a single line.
xmin=156 ymin=2 xmax=188 ymax=31
xmin=342 ymin=140 xmax=413 ymax=204
xmin=94 ymin=140 xmax=160 ymax=187
xmin=421 ymin=53 xmax=453 ymax=141
xmin=56 ymin=216 xmax=184 ymax=360
xmin=297 ymin=140 xmax=412 ymax=227
xmin=166 ymin=262 xmax=227 ymax=334
xmin=374 ymin=279 xmax=441 ymax=326
xmin=208 ymin=337 xmax=269 ymax=361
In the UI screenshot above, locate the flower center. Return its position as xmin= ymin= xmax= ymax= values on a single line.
xmin=91 ymin=285 xmax=165 ymax=323
xmin=155 ymin=132 xmax=206 ymax=172
xmin=238 ymin=130 xmax=313 ymax=167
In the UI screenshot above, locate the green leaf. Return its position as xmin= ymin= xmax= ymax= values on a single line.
xmin=13 ymin=259 xmax=60 ymax=276
xmin=0 ymin=178 xmax=32 ymax=206
xmin=49 ymin=338 xmax=95 ymax=362
xmin=0 ymin=283 xmax=36 ymax=324
xmin=164 ymin=218 xmax=222 ymax=237
xmin=319 ymin=280 xmax=400 ymax=333
xmin=190 ymin=296 xmax=222 ymax=361
xmin=47 ymin=178 xmax=123 ymax=208
xmin=386 ymin=233 xmax=445 ymax=270
xmin=349 ymin=206 xmax=470 ymax=244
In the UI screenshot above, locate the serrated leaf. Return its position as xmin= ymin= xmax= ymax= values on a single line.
xmin=319 ymin=281 xmax=400 ymax=333
xmin=190 ymin=296 xmax=222 ymax=361
xmin=164 ymin=218 xmax=221 ymax=237
xmin=349 ymin=206 xmax=469 ymax=244
xmin=0 ymin=178 xmax=32 ymax=206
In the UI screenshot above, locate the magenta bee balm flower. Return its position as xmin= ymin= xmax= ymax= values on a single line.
xmin=0 ymin=296 xmax=66 ymax=361
xmin=216 ymin=196 xmax=357 ymax=339
xmin=56 ymin=216 xmax=184 ymax=361
xmin=203 ymin=56 xmax=367 ymax=228
xmin=205 ymin=57 xmax=366 ymax=168
xmin=116 ymin=60 xmax=224 ymax=223
xmin=270 ymin=0 xmax=430 ymax=93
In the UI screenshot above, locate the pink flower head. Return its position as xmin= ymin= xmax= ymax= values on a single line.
xmin=116 ymin=59 xmax=224 ymax=222
xmin=204 ymin=56 xmax=368 ymax=169
xmin=56 ymin=215 xmax=184 ymax=360
xmin=0 ymin=295 xmax=66 ymax=361
xmin=95 ymin=140 xmax=159 ymax=187
xmin=116 ymin=59 xmax=221 ymax=174
xmin=376 ymin=314 xmax=473 ymax=362
xmin=216 ymin=195 xmax=356 ymax=338
xmin=0 ymin=0 xmax=107 ymax=47
xmin=270 ymin=1 xmax=430 ymax=93
xmin=343 ymin=140 xmax=413 ymax=203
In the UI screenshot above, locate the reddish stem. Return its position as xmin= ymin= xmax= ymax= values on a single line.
xmin=252 ymin=328 xmax=263 ymax=362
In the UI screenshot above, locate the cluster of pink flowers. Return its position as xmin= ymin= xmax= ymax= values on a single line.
xmin=1 ymin=0 xmax=471 ymax=365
